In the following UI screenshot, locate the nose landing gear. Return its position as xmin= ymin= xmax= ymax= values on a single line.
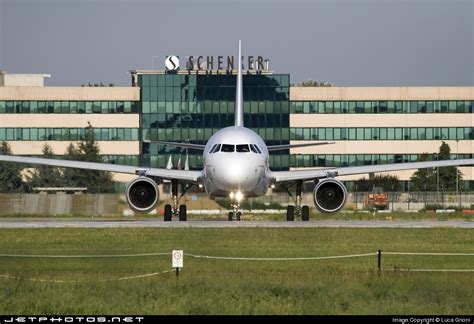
xmin=228 ymin=201 xmax=242 ymax=221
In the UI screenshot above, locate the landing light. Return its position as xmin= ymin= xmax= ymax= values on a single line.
xmin=198 ymin=184 xmax=203 ymax=188
xmin=235 ymin=191 xmax=244 ymax=202
xmin=270 ymin=184 xmax=275 ymax=189
xmin=229 ymin=192 xmax=235 ymax=199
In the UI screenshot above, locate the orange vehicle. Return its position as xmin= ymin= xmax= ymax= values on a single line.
xmin=366 ymin=190 xmax=389 ymax=210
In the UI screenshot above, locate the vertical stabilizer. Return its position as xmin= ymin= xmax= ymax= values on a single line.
xmin=234 ymin=40 xmax=244 ymax=127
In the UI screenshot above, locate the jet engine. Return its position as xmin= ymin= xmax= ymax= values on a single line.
xmin=313 ymin=179 xmax=347 ymax=213
xmin=126 ymin=177 xmax=160 ymax=213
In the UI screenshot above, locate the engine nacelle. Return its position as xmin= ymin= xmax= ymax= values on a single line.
xmin=313 ymin=179 xmax=347 ymax=213
xmin=126 ymin=177 xmax=160 ymax=213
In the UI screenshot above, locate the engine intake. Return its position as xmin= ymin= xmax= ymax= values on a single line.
xmin=313 ymin=179 xmax=347 ymax=213
xmin=126 ymin=177 xmax=159 ymax=213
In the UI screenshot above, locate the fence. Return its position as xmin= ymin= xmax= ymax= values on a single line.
xmin=0 ymin=194 xmax=122 ymax=215
xmin=0 ymin=192 xmax=474 ymax=215
xmin=0 ymin=250 xmax=472 ymax=283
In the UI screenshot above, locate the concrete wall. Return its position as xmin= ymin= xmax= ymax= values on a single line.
xmin=290 ymin=87 xmax=474 ymax=101
xmin=291 ymin=113 xmax=474 ymax=128
xmin=0 ymin=87 xmax=140 ymax=100
xmin=0 ymin=194 xmax=122 ymax=215
xmin=0 ymin=74 xmax=50 ymax=87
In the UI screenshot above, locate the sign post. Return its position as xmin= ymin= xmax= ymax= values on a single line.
xmin=172 ymin=250 xmax=184 ymax=276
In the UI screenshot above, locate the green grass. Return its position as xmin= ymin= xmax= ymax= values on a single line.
xmin=0 ymin=228 xmax=473 ymax=315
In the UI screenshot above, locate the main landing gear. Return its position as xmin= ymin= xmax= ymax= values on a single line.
xmin=164 ymin=180 xmax=188 ymax=222
xmin=285 ymin=180 xmax=310 ymax=221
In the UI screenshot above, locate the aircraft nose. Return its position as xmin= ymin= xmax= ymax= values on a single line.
xmin=214 ymin=157 xmax=260 ymax=190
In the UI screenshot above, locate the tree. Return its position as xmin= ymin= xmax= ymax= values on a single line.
xmin=437 ymin=141 xmax=462 ymax=191
xmin=62 ymin=122 xmax=115 ymax=193
xmin=27 ymin=144 xmax=63 ymax=188
xmin=298 ymin=79 xmax=334 ymax=87
xmin=354 ymin=174 xmax=401 ymax=192
xmin=0 ymin=141 xmax=24 ymax=192
xmin=410 ymin=153 xmax=437 ymax=191
xmin=409 ymin=142 xmax=462 ymax=191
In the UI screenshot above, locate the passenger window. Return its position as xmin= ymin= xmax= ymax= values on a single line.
xmin=236 ymin=144 xmax=250 ymax=153
xmin=221 ymin=144 xmax=235 ymax=152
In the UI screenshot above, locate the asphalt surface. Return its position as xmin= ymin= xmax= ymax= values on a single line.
xmin=0 ymin=219 xmax=472 ymax=228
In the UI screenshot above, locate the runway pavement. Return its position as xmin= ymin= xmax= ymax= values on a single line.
xmin=0 ymin=219 xmax=472 ymax=228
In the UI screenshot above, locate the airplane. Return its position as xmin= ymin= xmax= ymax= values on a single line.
xmin=0 ymin=41 xmax=473 ymax=221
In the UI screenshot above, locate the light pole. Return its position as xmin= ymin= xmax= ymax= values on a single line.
xmin=391 ymin=184 xmax=394 ymax=211
xmin=435 ymin=152 xmax=439 ymax=203
xmin=456 ymin=139 xmax=460 ymax=209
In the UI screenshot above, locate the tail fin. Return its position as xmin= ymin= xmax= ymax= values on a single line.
xmin=234 ymin=40 xmax=244 ymax=127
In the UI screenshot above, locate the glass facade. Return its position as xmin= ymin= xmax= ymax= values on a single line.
xmin=290 ymin=127 xmax=474 ymax=141
xmin=139 ymin=73 xmax=290 ymax=170
xmin=0 ymin=128 xmax=139 ymax=141
xmin=0 ymin=101 xmax=138 ymax=114
xmin=291 ymin=101 xmax=473 ymax=114
xmin=291 ymin=153 xmax=473 ymax=168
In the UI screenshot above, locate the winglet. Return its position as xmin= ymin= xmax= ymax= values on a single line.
xmin=234 ymin=40 xmax=244 ymax=127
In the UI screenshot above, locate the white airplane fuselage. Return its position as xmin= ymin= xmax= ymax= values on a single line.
xmin=202 ymin=126 xmax=272 ymax=198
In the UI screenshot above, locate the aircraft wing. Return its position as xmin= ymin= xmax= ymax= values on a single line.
xmin=267 ymin=142 xmax=335 ymax=152
xmin=0 ymin=155 xmax=202 ymax=183
xmin=272 ymin=158 xmax=474 ymax=183
xmin=143 ymin=140 xmax=206 ymax=150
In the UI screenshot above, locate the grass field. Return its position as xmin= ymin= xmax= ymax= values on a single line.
xmin=0 ymin=227 xmax=472 ymax=315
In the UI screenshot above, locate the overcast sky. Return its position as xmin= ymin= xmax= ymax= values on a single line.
xmin=0 ymin=0 xmax=472 ymax=86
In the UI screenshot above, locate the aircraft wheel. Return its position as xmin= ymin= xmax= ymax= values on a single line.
xmin=301 ymin=205 xmax=310 ymax=221
xmin=228 ymin=212 xmax=233 ymax=221
xmin=164 ymin=204 xmax=172 ymax=221
xmin=179 ymin=205 xmax=187 ymax=221
xmin=286 ymin=205 xmax=295 ymax=221
xmin=236 ymin=212 xmax=241 ymax=221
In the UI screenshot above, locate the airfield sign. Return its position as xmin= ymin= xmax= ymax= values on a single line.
xmin=172 ymin=250 xmax=184 ymax=268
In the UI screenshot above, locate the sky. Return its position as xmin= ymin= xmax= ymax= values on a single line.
xmin=0 ymin=0 xmax=472 ymax=87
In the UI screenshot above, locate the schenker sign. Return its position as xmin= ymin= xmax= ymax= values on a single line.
xmin=165 ymin=55 xmax=270 ymax=71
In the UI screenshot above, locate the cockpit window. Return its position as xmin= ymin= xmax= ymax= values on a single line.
xmin=221 ymin=144 xmax=235 ymax=152
xmin=250 ymin=144 xmax=262 ymax=154
xmin=210 ymin=144 xmax=221 ymax=153
xmin=236 ymin=144 xmax=250 ymax=153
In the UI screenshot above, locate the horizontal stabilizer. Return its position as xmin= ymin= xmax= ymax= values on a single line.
xmin=267 ymin=142 xmax=335 ymax=152
xmin=143 ymin=140 xmax=206 ymax=150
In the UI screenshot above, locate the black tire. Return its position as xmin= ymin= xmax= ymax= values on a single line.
xmin=301 ymin=205 xmax=310 ymax=221
xmin=228 ymin=212 xmax=233 ymax=221
xmin=236 ymin=212 xmax=241 ymax=221
xmin=179 ymin=205 xmax=187 ymax=221
xmin=286 ymin=205 xmax=295 ymax=221
xmin=164 ymin=204 xmax=172 ymax=221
